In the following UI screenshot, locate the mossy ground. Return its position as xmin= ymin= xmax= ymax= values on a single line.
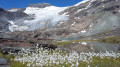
xmin=0 ymin=52 xmax=28 ymax=67
xmin=0 ymin=50 xmax=120 ymax=67
xmin=0 ymin=36 xmax=120 ymax=67
xmin=55 ymin=40 xmax=97 ymax=46
xmin=10 ymin=51 xmax=120 ymax=67
xmin=55 ymin=36 xmax=120 ymax=46
xmin=99 ymin=36 xmax=120 ymax=44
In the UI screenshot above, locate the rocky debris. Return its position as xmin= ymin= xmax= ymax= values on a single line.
xmin=34 ymin=28 xmax=77 ymax=39
xmin=0 ymin=37 xmax=57 ymax=54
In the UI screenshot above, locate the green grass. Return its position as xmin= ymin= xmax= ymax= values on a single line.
xmin=0 ymin=52 xmax=28 ymax=67
xmin=55 ymin=40 xmax=97 ymax=46
xmin=0 ymin=50 xmax=120 ymax=67
xmin=10 ymin=61 xmax=28 ymax=67
xmin=12 ymin=50 xmax=120 ymax=67
xmin=88 ymin=57 xmax=120 ymax=67
xmin=54 ymin=35 xmax=120 ymax=46
xmin=47 ymin=58 xmax=120 ymax=67
xmin=0 ymin=52 xmax=14 ymax=60
xmin=11 ymin=57 xmax=120 ymax=67
xmin=99 ymin=36 xmax=120 ymax=44
xmin=0 ymin=35 xmax=120 ymax=67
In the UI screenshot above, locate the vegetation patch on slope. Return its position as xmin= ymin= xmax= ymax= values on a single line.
xmin=13 ymin=48 xmax=120 ymax=67
xmin=0 ymin=52 xmax=28 ymax=67
xmin=55 ymin=40 xmax=97 ymax=46
xmin=99 ymin=36 xmax=120 ymax=44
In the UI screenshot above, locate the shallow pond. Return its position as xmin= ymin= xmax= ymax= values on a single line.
xmin=0 ymin=57 xmax=9 ymax=67
xmin=59 ymin=41 xmax=120 ymax=53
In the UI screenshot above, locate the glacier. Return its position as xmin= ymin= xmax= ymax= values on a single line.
xmin=9 ymin=6 xmax=68 ymax=31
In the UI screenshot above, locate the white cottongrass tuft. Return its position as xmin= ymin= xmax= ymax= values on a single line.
xmin=13 ymin=47 xmax=120 ymax=67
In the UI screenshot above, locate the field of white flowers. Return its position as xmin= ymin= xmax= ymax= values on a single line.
xmin=12 ymin=45 xmax=120 ymax=67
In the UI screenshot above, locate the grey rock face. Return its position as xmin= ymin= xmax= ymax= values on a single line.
xmin=0 ymin=7 xmax=29 ymax=32
xmin=0 ymin=7 xmax=4 ymax=12
xmin=0 ymin=21 xmax=10 ymax=32
xmin=0 ymin=8 xmax=10 ymax=32
xmin=0 ymin=8 xmax=28 ymax=20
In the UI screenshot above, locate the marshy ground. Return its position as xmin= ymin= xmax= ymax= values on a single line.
xmin=0 ymin=36 xmax=120 ymax=67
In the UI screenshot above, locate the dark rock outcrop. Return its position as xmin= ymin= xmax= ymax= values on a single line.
xmin=0 ymin=21 xmax=9 ymax=32
xmin=37 ymin=43 xmax=57 ymax=50
xmin=0 ymin=7 xmax=4 ymax=12
xmin=0 ymin=37 xmax=57 ymax=54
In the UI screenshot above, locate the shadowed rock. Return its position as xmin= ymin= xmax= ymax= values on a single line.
xmin=37 ymin=43 xmax=57 ymax=50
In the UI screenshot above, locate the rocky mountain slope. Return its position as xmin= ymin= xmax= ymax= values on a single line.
xmin=0 ymin=0 xmax=120 ymax=40
xmin=57 ymin=0 xmax=120 ymax=39
xmin=0 ymin=7 xmax=29 ymax=32
xmin=28 ymin=0 xmax=120 ymax=40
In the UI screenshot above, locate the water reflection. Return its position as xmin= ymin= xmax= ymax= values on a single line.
xmin=87 ymin=42 xmax=119 ymax=53
xmin=60 ymin=41 xmax=119 ymax=53
xmin=0 ymin=57 xmax=9 ymax=67
xmin=0 ymin=65 xmax=9 ymax=67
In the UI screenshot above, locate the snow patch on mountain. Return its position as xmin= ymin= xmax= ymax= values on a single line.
xmin=81 ymin=30 xmax=86 ymax=33
xmin=8 ymin=9 xmax=19 ymax=12
xmin=75 ymin=0 xmax=96 ymax=13
xmin=74 ymin=0 xmax=90 ymax=6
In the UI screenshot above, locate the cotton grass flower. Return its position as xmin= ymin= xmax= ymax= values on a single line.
xmin=13 ymin=47 xmax=120 ymax=67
